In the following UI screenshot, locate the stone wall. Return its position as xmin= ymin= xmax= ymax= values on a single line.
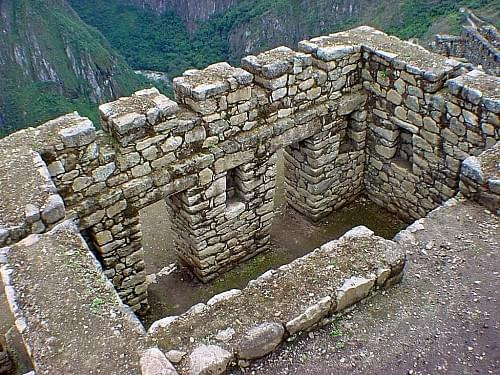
xmin=462 ymin=26 xmax=500 ymax=76
xmin=432 ymin=35 xmax=466 ymax=58
xmin=148 ymin=226 xmax=405 ymax=374
xmin=0 ymin=25 xmax=499 ymax=375
xmin=0 ymin=26 xmax=498 ymax=316
xmin=0 ymin=221 xmax=146 ymax=374
xmin=432 ymin=11 xmax=499 ymax=76
xmin=363 ymin=61 xmax=498 ymax=221
xmin=460 ymin=142 xmax=500 ymax=214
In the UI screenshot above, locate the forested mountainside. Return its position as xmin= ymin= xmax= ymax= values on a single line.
xmin=0 ymin=0 xmax=144 ymax=136
xmin=128 ymin=0 xmax=238 ymax=30
xmin=71 ymin=0 xmax=499 ymax=79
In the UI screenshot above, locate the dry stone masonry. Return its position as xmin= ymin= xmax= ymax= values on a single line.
xmin=148 ymin=226 xmax=405 ymax=375
xmin=432 ymin=10 xmax=499 ymax=76
xmin=0 ymin=26 xmax=498 ymax=374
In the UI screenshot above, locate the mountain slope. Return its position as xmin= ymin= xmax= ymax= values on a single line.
xmin=128 ymin=0 xmax=238 ymax=30
xmin=0 ymin=0 xmax=144 ymax=136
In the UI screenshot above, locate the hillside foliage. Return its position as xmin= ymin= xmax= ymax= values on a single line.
xmin=0 ymin=0 xmax=145 ymax=137
xmin=70 ymin=0 xmax=498 ymax=79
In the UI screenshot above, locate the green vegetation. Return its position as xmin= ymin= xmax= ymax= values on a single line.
xmin=90 ymin=297 xmax=105 ymax=314
xmin=68 ymin=0 xmax=295 ymax=77
xmin=0 ymin=0 xmax=145 ymax=137
xmin=384 ymin=0 xmax=499 ymax=40
xmin=70 ymin=0 xmax=498 ymax=80
xmin=1 ymin=80 xmax=100 ymax=137
xmin=335 ymin=341 xmax=346 ymax=349
xmin=329 ymin=316 xmax=344 ymax=338
xmin=329 ymin=326 xmax=343 ymax=337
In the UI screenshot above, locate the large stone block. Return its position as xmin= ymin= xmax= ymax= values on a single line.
xmin=140 ymin=348 xmax=178 ymax=375
xmin=336 ymin=276 xmax=376 ymax=311
xmin=58 ymin=116 xmax=96 ymax=148
xmin=41 ymin=195 xmax=65 ymax=224
xmin=285 ymin=296 xmax=333 ymax=335
xmin=237 ymin=322 xmax=285 ymax=360
xmin=188 ymin=345 xmax=233 ymax=375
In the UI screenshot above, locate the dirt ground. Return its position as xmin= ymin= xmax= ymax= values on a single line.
xmin=232 ymin=199 xmax=499 ymax=375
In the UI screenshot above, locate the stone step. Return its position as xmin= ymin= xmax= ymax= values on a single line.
xmin=147 ymin=226 xmax=406 ymax=375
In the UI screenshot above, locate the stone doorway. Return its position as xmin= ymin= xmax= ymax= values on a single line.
xmin=140 ymin=199 xmax=177 ymax=279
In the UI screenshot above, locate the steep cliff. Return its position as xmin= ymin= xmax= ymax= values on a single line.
xmin=0 ymin=0 xmax=143 ymax=135
xmin=129 ymin=0 xmax=238 ymax=30
xmin=226 ymin=0 xmax=369 ymax=57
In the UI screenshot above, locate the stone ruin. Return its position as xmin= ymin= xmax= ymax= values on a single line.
xmin=432 ymin=9 xmax=499 ymax=76
xmin=0 ymin=26 xmax=498 ymax=374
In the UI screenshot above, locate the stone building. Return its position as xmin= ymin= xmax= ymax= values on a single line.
xmin=0 ymin=26 xmax=498 ymax=374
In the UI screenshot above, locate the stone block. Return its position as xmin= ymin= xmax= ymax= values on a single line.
xmin=25 ymin=204 xmax=40 ymax=224
xmin=185 ymin=126 xmax=207 ymax=144
xmin=205 ymin=178 xmax=226 ymax=198
xmin=93 ymin=162 xmax=116 ymax=182
xmin=214 ymin=151 xmax=254 ymax=174
xmin=225 ymin=201 xmax=246 ymax=220
xmin=94 ymin=230 xmax=113 ymax=246
xmin=132 ymin=163 xmax=152 ymax=178
xmin=237 ymin=322 xmax=285 ymax=360
xmin=316 ymin=45 xmax=355 ymax=61
xmin=165 ymin=350 xmax=186 ymax=364
xmin=271 ymin=88 xmax=287 ymax=101
xmin=336 ymin=276 xmax=376 ymax=311
xmin=111 ymin=113 xmax=147 ymax=135
xmin=227 ymin=87 xmax=252 ymax=104
xmin=140 ymin=348 xmax=178 ymax=375
xmin=72 ymin=177 xmax=93 ymax=192
xmin=391 ymin=116 xmax=418 ymax=134
xmin=338 ymin=93 xmax=367 ymax=116
xmin=151 ymin=154 xmax=176 ymax=170
xmin=207 ymin=289 xmax=242 ymax=306
xmin=306 ymin=87 xmax=322 ymax=101
xmin=58 ymin=118 xmax=96 ymax=147
xmin=387 ymin=90 xmax=403 ymax=105
xmin=148 ymin=316 xmax=178 ymax=336
xmin=375 ymin=144 xmax=397 ymax=159
xmin=199 ymin=168 xmax=214 ymax=186
xmin=41 ymin=195 xmax=65 ymax=224
xmin=285 ymin=296 xmax=333 ymax=335
xmin=123 ymin=178 xmax=153 ymax=198
xmin=461 ymin=156 xmax=484 ymax=184
xmin=230 ymin=113 xmax=248 ymax=126
xmin=376 ymin=268 xmax=392 ymax=286
xmin=48 ymin=161 xmax=64 ymax=176
xmin=188 ymin=345 xmax=233 ymax=375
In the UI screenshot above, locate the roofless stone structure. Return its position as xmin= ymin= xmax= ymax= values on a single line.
xmin=0 ymin=26 xmax=498 ymax=374
xmin=432 ymin=9 xmax=500 ymax=76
